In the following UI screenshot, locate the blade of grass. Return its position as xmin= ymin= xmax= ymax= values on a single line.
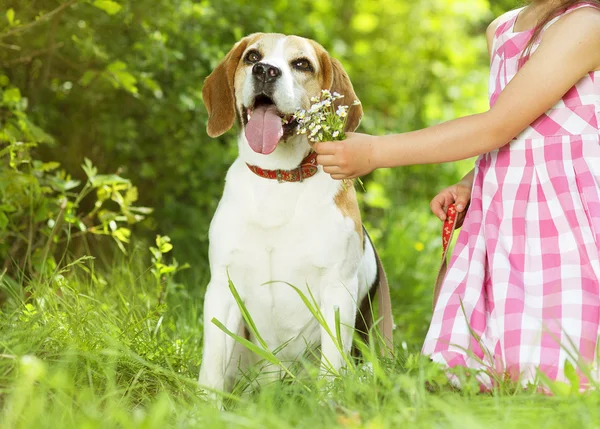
xmin=210 ymin=318 xmax=310 ymax=393
xmin=227 ymin=273 xmax=269 ymax=350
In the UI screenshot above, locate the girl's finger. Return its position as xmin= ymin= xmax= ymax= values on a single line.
xmin=455 ymin=184 xmax=472 ymax=211
xmin=314 ymin=142 xmax=337 ymax=155
xmin=331 ymin=173 xmax=347 ymax=180
xmin=430 ymin=194 xmax=448 ymax=221
xmin=316 ymin=154 xmax=338 ymax=166
xmin=323 ymin=165 xmax=342 ymax=175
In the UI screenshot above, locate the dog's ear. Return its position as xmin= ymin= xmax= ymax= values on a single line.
xmin=314 ymin=44 xmax=363 ymax=133
xmin=202 ymin=35 xmax=257 ymax=138
xmin=328 ymin=58 xmax=363 ymax=132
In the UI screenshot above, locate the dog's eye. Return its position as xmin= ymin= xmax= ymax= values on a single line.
xmin=292 ymin=58 xmax=313 ymax=72
xmin=245 ymin=50 xmax=262 ymax=64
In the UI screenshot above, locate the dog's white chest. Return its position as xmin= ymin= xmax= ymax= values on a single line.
xmin=207 ymin=161 xmax=361 ymax=355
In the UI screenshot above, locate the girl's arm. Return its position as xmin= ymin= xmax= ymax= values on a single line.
xmin=316 ymin=8 xmax=600 ymax=179
xmin=430 ymin=16 xmax=503 ymax=221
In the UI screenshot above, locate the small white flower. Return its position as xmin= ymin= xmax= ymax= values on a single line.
xmin=332 ymin=131 xmax=340 ymax=138
xmin=335 ymin=105 xmax=349 ymax=118
xmin=352 ymin=100 xmax=361 ymax=106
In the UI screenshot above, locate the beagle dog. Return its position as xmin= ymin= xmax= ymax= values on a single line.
xmin=199 ymin=33 xmax=393 ymax=398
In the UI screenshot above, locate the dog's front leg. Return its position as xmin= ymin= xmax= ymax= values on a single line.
xmin=198 ymin=275 xmax=243 ymax=407
xmin=319 ymin=275 xmax=358 ymax=376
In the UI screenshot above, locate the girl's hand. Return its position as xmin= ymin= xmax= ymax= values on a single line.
xmin=314 ymin=132 xmax=379 ymax=179
xmin=430 ymin=169 xmax=474 ymax=224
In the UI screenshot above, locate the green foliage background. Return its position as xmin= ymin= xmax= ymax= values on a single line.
xmin=2 ymin=0 xmax=521 ymax=346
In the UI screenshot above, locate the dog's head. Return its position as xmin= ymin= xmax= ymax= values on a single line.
xmin=202 ymin=33 xmax=363 ymax=156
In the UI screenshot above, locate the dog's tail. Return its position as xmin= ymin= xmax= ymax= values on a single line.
xmin=356 ymin=227 xmax=394 ymax=357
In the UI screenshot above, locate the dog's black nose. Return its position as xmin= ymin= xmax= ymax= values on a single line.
xmin=252 ymin=63 xmax=281 ymax=83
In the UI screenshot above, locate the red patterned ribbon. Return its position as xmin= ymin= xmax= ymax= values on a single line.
xmin=433 ymin=203 xmax=460 ymax=308
xmin=442 ymin=203 xmax=458 ymax=256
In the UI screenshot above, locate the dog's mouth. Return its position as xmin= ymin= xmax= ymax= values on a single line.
xmin=243 ymin=94 xmax=298 ymax=155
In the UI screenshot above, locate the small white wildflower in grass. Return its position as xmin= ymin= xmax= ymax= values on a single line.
xmin=282 ymin=89 xmax=361 ymax=143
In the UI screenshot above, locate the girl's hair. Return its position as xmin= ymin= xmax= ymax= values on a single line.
xmin=520 ymin=0 xmax=600 ymax=66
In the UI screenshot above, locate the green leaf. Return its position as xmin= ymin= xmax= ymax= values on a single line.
xmin=82 ymin=158 xmax=98 ymax=179
xmin=38 ymin=161 xmax=60 ymax=172
xmin=125 ymin=186 xmax=138 ymax=204
xmin=46 ymin=175 xmax=81 ymax=192
xmin=79 ymin=70 xmax=98 ymax=87
xmin=106 ymin=61 xmax=138 ymax=94
xmin=113 ymin=227 xmax=131 ymax=243
xmin=90 ymin=174 xmax=130 ymax=187
xmin=3 ymin=87 xmax=21 ymax=104
xmin=537 ymin=370 xmax=571 ymax=396
xmin=93 ymin=0 xmax=122 ymax=15
xmin=564 ymin=360 xmax=580 ymax=394
xmin=6 ymin=8 xmax=15 ymax=25
xmin=0 ymin=204 xmax=16 ymax=213
xmin=130 ymin=206 xmax=153 ymax=215
xmin=160 ymin=242 xmax=173 ymax=253
xmin=159 ymin=265 xmax=176 ymax=275
xmin=23 ymin=119 xmax=55 ymax=144
xmin=106 ymin=61 xmax=127 ymax=72
xmin=155 ymin=235 xmax=173 ymax=253
xmin=0 ymin=211 xmax=8 ymax=229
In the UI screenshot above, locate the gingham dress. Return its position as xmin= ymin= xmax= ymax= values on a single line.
xmin=422 ymin=3 xmax=600 ymax=388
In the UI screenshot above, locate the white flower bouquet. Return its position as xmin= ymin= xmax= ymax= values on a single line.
xmin=283 ymin=89 xmax=361 ymax=143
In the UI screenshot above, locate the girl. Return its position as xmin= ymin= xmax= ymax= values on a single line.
xmin=315 ymin=1 xmax=600 ymax=387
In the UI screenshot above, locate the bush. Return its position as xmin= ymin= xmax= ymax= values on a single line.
xmin=0 ymin=76 xmax=151 ymax=281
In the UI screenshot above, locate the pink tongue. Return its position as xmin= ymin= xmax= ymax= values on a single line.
xmin=245 ymin=105 xmax=283 ymax=154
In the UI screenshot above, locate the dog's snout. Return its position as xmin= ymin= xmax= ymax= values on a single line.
xmin=252 ymin=63 xmax=281 ymax=83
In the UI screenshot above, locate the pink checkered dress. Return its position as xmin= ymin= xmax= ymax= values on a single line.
xmin=422 ymin=3 xmax=600 ymax=388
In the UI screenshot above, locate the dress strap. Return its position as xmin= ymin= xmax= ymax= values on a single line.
xmin=541 ymin=2 xmax=600 ymax=33
xmin=494 ymin=7 xmax=526 ymax=40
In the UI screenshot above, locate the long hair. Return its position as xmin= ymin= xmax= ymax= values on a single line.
xmin=520 ymin=0 xmax=600 ymax=66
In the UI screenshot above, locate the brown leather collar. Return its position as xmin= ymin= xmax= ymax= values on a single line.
xmin=246 ymin=151 xmax=319 ymax=183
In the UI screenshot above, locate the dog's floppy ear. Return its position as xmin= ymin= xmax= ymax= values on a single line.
xmin=202 ymin=35 xmax=258 ymax=138
xmin=329 ymin=58 xmax=363 ymax=132
xmin=314 ymin=44 xmax=363 ymax=133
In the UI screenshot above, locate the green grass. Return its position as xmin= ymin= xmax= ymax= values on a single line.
xmin=2 ymin=245 xmax=600 ymax=429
